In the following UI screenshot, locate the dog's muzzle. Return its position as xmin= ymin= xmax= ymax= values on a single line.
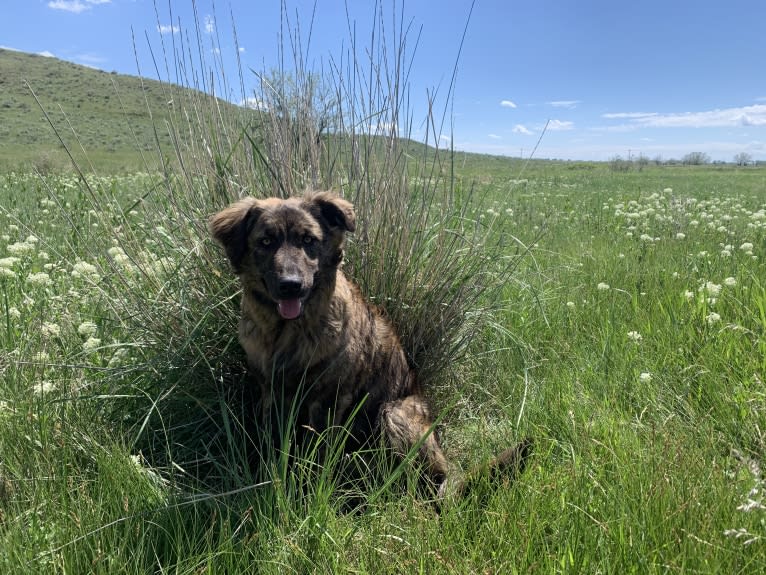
xmin=276 ymin=276 xmax=307 ymax=320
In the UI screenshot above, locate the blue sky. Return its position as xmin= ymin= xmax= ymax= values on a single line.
xmin=2 ymin=0 xmax=765 ymax=162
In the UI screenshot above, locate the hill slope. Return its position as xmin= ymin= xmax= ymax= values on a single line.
xmin=0 ymin=49 xmax=186 ymax=172
xmin=0 ymin=48 xmax=527 ymax=178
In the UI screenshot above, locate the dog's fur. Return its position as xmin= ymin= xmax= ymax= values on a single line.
xmin=209 ymin=191 xmax=530 ymax=499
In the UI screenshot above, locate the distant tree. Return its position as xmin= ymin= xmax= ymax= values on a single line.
xmin=682 ymin=152 xmax=710 ymax=165
xmin=635 ymin=154 xmax=650 ymax=171
xmin=653 ymin=154 xmax=664 ymax=166
xmin=734 ymin=152 xmax=752 ymax=166
xmin=609 ymin=155 xmax=632 ymax=172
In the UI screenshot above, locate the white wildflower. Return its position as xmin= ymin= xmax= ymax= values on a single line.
xmin=71 ymin=260 xmax=100 ymax=281
xmin=32 ymin=380 xmax=56 ymax=395
xmin=7 ymin=241 xmax=35 ymax=256
xmin=83 ymin=337 xmax=102 ymax=353
xmin=639 ymin=372 xmax=653 ymax=383
xmin=701 ymin=282 xmax=722 ymax=297
xmin=77 ymin=321 xmax=98 ymax=337
xmin=108 ymin=347 xmax=130 ymax=368
xmin=0 ymin=257 xmax=20 ymax=269
xmin=27 ymin=272 xmax=52 ymax=287
xmin=41 ymin=322 xmax=60 ymax=337
xmin=627 ymin=331 xmax=643 ymax=343
xmin=724 ymin=277 xmax=737 ymax=287
xmin=597 ymin=282 xmax=610 ymax=291
xmin=706 ymin=312 xmax=721 ymax=325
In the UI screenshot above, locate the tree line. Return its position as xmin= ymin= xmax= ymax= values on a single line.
xmin=609 ymin=151 xmax=759 ymax=171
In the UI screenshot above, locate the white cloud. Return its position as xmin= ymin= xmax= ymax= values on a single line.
xmin=204 ymin=15 xmax=215 ymax=34
xmin=240 ymin=97 xmax=269 ymax=111
xmin=488 ymin=134 xmax=502 ymax=140
xmin=47 ymin=0 xmax=110 ymax=13
xmin=548 ymin=100 xmax=580 ymax=109
xmin=512 ymin=124 xmax=532 ymax=135
xmin=603 ymin=105 xmax=766 ymax=129
xmin=2 ymin=46 xmax=56 ymax=58
xmin=157 ymin=24 xmax=180 ymax=35
xmin=547 ymin=119 xmax=574 ymax=131
xmin=500 ymin=100 xmax=517 ymax=109
xmin=601 ymin=112 xmax=658 ymax=119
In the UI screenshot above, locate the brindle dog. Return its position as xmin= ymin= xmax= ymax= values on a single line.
xmin=209 ymin=191 xmax=531 ymax=499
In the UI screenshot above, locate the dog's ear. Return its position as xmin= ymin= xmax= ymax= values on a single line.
xmin=209 ymin=197 xmax=261 ymax=272
xmin=309 ymin=192 xmax=356 ymax=233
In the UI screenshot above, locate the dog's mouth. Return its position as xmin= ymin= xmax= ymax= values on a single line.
xmin=277 ymin=298 xmax=304 ymax=320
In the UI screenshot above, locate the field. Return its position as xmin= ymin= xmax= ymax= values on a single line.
xmin=1 ymin=161 xmax=765 ymax=573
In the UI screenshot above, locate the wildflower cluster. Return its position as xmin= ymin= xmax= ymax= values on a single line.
xmin=0 ymin=173 xmax=174 ymax=396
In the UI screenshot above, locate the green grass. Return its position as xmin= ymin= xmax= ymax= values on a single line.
xmin=1 ymin=164 xmax=766 ymax=573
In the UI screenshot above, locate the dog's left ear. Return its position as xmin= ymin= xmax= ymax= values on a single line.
xmin=209 ymin=197 xmax=261 ymax=272
xmin=309 ymin=192 xmax=356 ymax=233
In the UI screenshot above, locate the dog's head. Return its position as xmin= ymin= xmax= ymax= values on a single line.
xmin=209 ymin=191 xmax=356 ymax=320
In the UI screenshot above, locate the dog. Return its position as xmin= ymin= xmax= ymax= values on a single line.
xmin=209 ymin=190 xmax=531 ymax=500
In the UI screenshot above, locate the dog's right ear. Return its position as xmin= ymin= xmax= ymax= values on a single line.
xmin=209 ymin=197 xmax=261 ymax=272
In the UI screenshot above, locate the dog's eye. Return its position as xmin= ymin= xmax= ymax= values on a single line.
xmin=302 ymin=235 xmax=316 ymax=245
xmin=260 ymin=237 xmax=273 ymax=247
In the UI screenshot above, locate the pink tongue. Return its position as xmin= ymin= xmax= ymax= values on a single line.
xmin=277 ymin=298 xmax=302 ymax=320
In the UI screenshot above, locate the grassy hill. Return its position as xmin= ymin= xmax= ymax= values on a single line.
xmin=0 ymin=48 xmax=524 ymax=178
xmin=0 ymin=49 xmax=195 ymax=173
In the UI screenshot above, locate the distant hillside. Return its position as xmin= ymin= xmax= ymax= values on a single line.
xmin=0 ymin=49 xmax=189 ymax=172
xmin=0 ymin=48 xmax=532 ymax=178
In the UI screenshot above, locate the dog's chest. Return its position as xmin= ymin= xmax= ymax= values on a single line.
xmin=239 ymin=314 xmax=344 ymax=378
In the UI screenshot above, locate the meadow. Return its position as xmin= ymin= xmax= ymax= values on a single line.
xmin=1 ymin=162 xmax=765 ymax=573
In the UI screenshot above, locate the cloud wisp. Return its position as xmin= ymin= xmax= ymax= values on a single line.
xmin=157 ymin=24 xmax=180 ymax=35
xmin=548 ymin=100 xmax=581 ymax=109
xmin=602 ymin=105 xmax=766 ymax=129
xmin=47 ymin=0 xmax=110 ymax=14
xmin=547 ymin=119 xmax=574 ymax=131
xmin=204 ymin=15 xmax=215 ymax=35
xmin=500 ymin=100 xmax=517 ymax=109
xmin=512 ymin=124 xmax=533 ymax=135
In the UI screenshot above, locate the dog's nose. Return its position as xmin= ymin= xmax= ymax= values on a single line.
xmin=278 ymin=277 xmax=303 ymax=297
